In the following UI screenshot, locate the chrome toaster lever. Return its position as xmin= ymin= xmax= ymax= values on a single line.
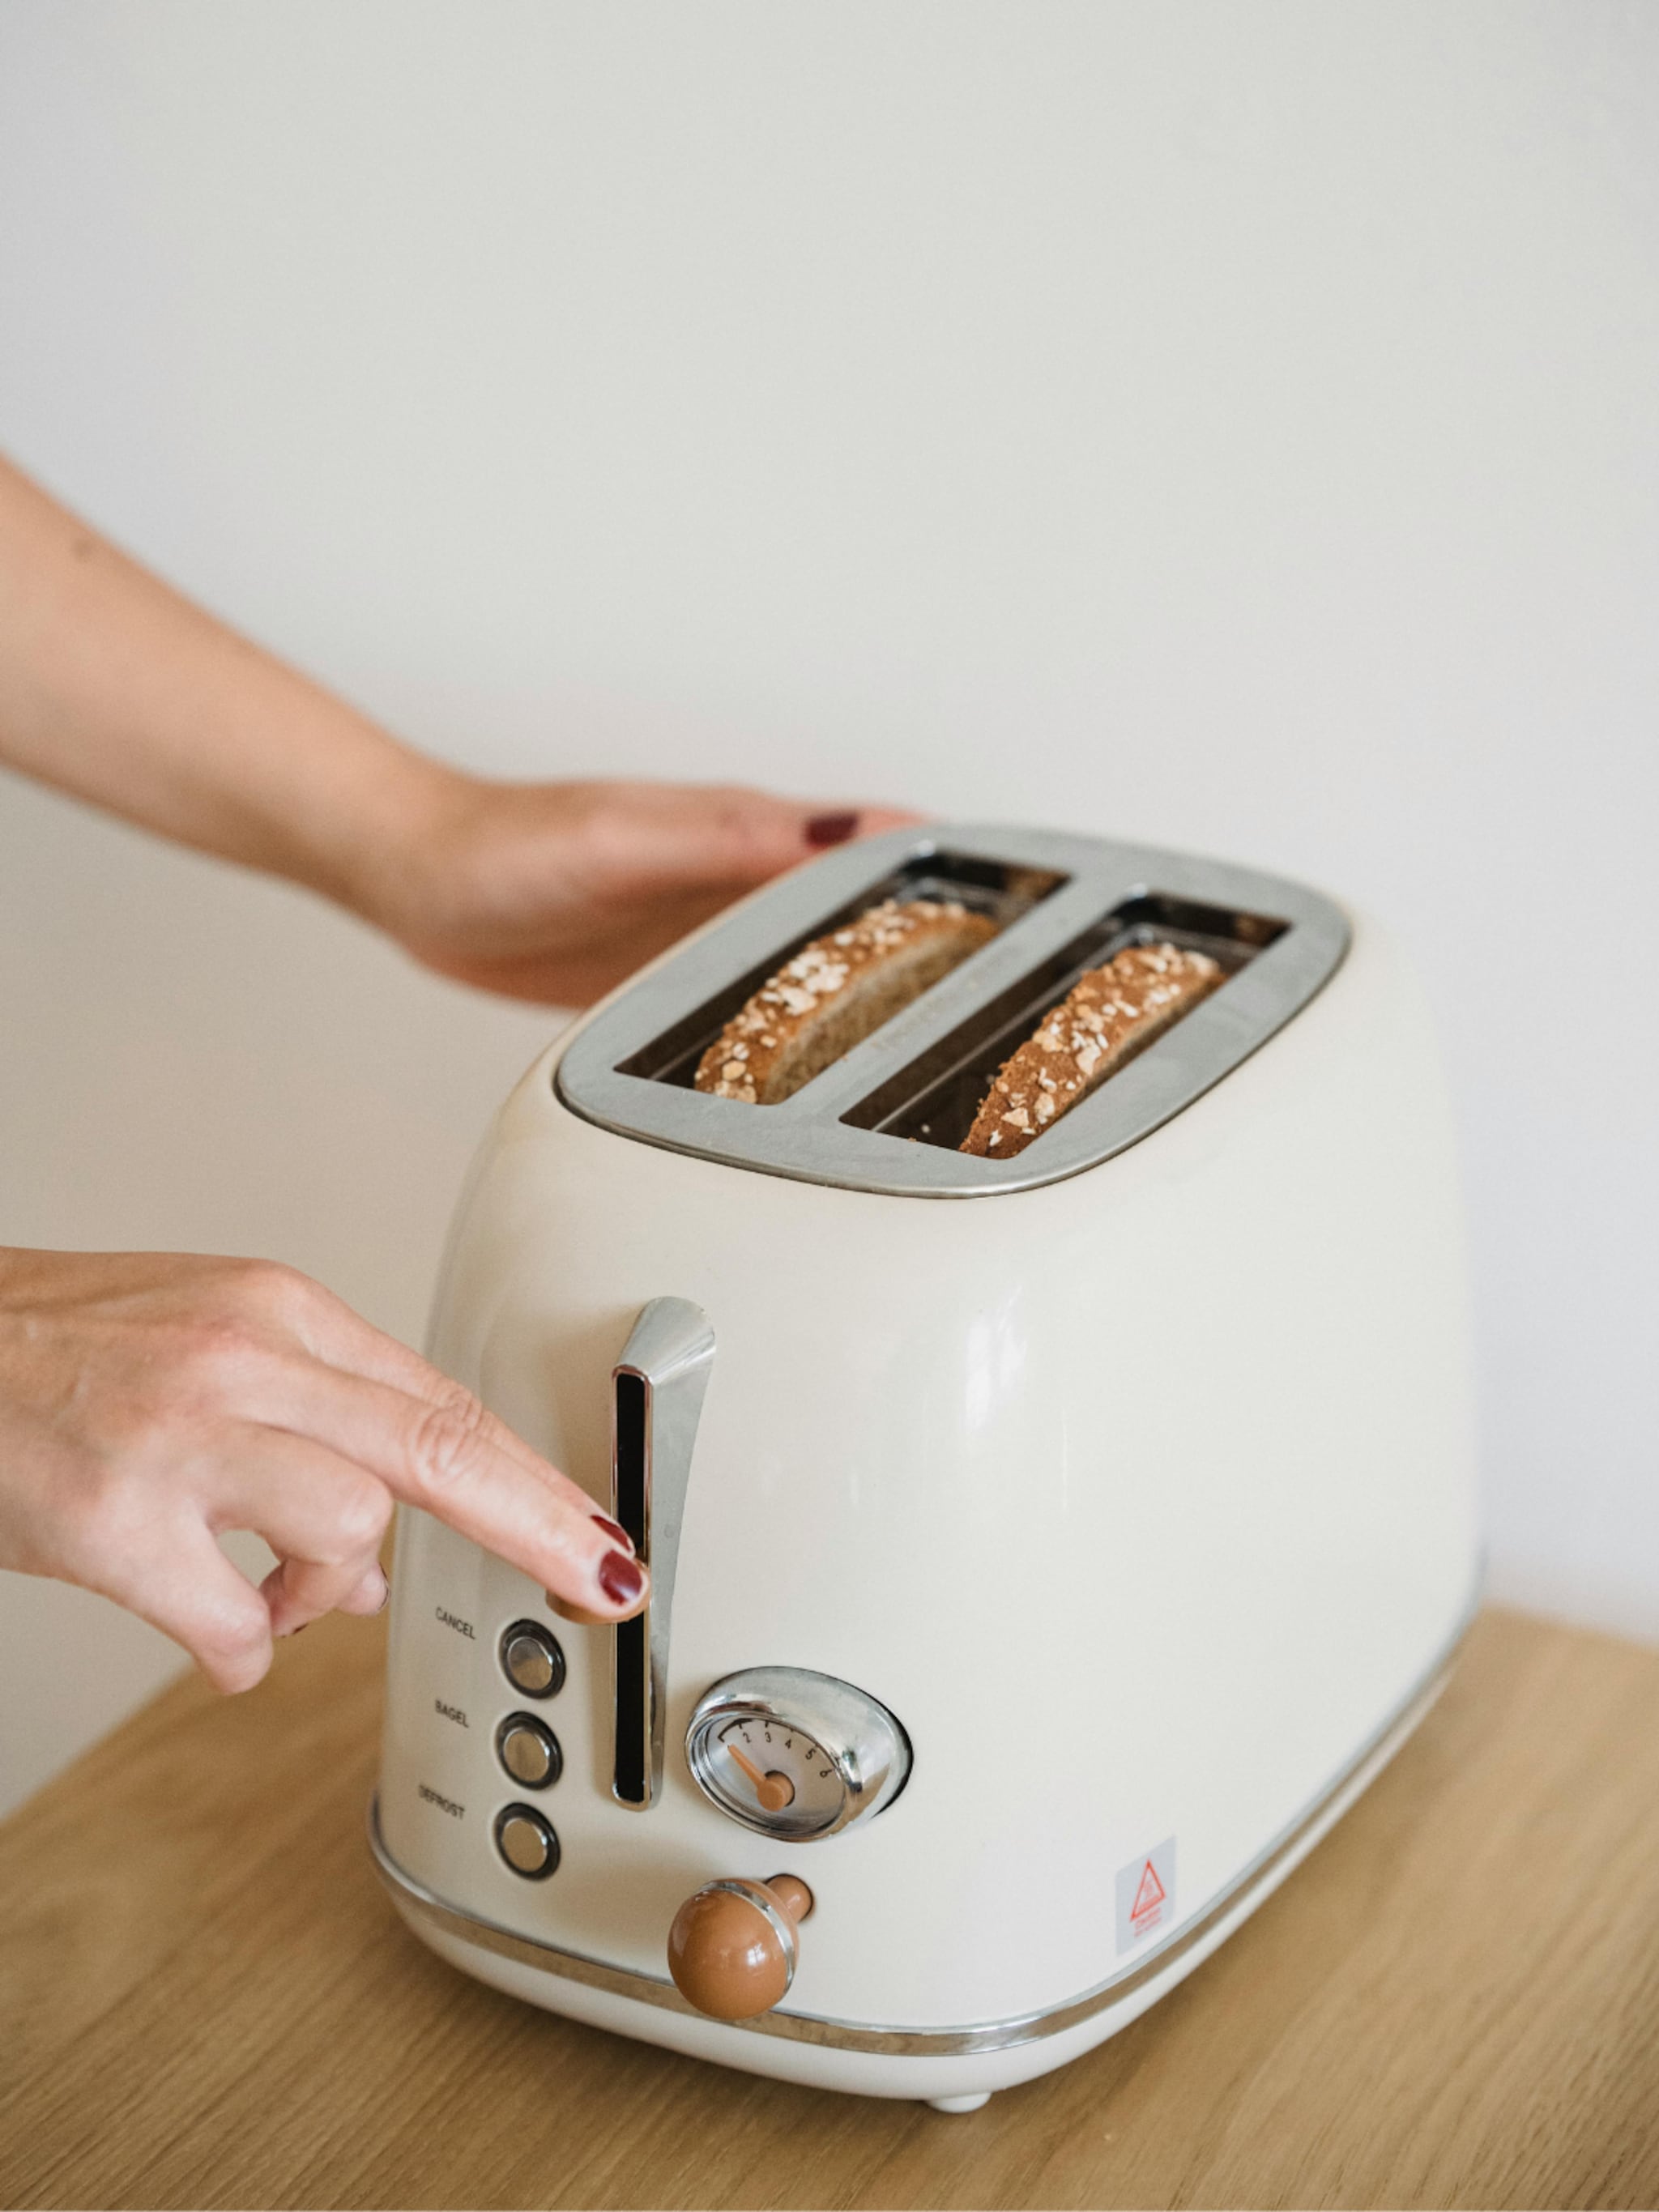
xmin=610 ymin=1296 xmax=715 ymax=1809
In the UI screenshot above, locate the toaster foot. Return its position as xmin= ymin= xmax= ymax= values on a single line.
xmin=928 ymin=2092 xmax=992 ymax=2114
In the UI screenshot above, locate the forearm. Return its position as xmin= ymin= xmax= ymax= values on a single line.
xmin=0 ymin=452 xmax=911 ymax=1007
xmin=0 ymin=455 xmax=448 ymax=914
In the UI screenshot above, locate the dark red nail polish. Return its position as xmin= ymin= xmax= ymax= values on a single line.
xmin=806 ymin=811 xmax=859 ymax=848
xmin=591 ymin=1513 xmax=633 ymax=1552
xmin=597 ymin=1549 xmax=646 ymax=1608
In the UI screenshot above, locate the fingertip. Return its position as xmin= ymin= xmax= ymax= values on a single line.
xmin=597 ymin=1548 xmax=648 ymax=1615
xmin=339 ymin=1564 xmax=390 ymax=1617
xmin=203 ymin=1642 xmax=274 ymax=1696
xmin=547 ymin=1595 xmax=608 ymax=1627
xmin=803 ymin=803 xmax=928 ymax=850
xmin=546 ymin=1546 xmax=650 ymax=1626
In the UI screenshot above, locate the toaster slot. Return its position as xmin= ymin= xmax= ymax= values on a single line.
xmin=555 ymin=824 xmax=1352 ymax=1194
xmin=841 ymin=892 xmax=1286 ymax=1151
xmin=613 ymin=850 xmax=1066 ymax=1092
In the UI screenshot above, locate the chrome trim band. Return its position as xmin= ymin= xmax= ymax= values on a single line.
xmin=369 ymin=1603 xmax=1473 ymax=2059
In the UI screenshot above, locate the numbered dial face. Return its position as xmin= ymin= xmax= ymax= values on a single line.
xmin=702 ymin=1715 xmax=845 ymax=1839
xmin=685 ymin=1667 xmax=910 ymax=1843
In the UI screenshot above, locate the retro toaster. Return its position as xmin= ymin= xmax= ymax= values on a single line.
xmin=373 ymin=824 xmax=1478 ymax=2109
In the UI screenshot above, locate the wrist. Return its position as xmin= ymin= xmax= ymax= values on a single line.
xmin=301 ymin=739 xmax=476 ymax=939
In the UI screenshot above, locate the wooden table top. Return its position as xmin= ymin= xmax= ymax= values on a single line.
xmin=2 ymin=1602 xmax=1657 ymax=2210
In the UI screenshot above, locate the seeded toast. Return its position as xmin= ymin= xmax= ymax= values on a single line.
xmin=961 ymin=941 xmax=1222 ymax=1159
xmin=695 ymin=898 xmax=996 ymax=1106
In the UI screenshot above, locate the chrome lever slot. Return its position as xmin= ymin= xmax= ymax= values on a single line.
xmin=611 ymin=1297 xmax=715 ymax=1809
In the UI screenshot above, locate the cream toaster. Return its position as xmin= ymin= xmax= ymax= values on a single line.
xmin=373 ymin=823 xmax=1479 ymax=2109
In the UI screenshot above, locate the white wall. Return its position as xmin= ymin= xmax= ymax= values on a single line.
xmin=2 ymin=2 xmax=1655 ymax=1816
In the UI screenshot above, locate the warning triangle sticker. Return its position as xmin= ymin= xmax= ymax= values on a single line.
xmin=1131 ymin=1860 xmax=1166 ymax=1919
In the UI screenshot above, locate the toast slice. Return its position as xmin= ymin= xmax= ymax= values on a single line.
xmin=694 ymin=898 xmax=996 ymax=1106
xmin=961 ymin=941 xmax=1222 ymax=1159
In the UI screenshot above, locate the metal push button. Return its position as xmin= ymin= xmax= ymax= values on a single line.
xmin=494 ymin=1804 xmax=560 ymax=1879
xmin=497 ymin=1713 xmax=562 ymax=1790
xmin=499 ymin=1619 xmax=565 ymax=1699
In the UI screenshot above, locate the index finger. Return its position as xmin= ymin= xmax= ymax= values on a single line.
xmin=267 ymin=1355 xmax=646 ymax=1620
xmin=256 ymin=1327 xmax=646 ymax=1628
xmin=275 ymin=1280 xmax=646 ymax=1615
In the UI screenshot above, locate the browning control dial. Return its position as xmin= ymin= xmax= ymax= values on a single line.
xmin=685 ymin=1668 xmax=910 ymax=1842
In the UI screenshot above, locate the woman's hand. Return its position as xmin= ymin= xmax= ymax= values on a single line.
xmin=360 ymin=774 xmax=919 ymax=1007
xmin=0 ymin=457 xmax=918 ymax=1671
xmin=0 ymin=1247 xmax=646 ymax=1693
xmin=0 ymin=457 xmax=919 ymax=1012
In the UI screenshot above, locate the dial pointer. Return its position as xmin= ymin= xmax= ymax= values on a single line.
xmin=726 ymin=1740 xmax=765 ymax=1787
xmin=725 ymin=1737 xmax=795 ymax=1812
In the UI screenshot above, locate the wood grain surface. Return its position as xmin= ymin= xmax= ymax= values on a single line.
xmin=2 ymin=1605 xmax=1657 ymax=2210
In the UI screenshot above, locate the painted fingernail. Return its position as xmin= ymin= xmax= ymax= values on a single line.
xmin=591 ymin=1513 xmax=633 ymax=1552
xmin=806 ymin=811 xmax=859 ymax=848
xmin=597 ymin=1549 xmax=646 ymax=1609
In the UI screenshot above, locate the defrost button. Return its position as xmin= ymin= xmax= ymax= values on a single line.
xmin=499 ymin=1619 xmax=565 ymax=1698
xmin=495 ymin=1805 xmax=560 ymax=1879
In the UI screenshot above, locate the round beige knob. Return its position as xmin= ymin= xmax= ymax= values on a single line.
xmin=667 ymin=1874 xmax=814 ymax=2021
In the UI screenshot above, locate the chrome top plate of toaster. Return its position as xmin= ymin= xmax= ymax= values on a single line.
xmin=555 ymin=825 xmax=1350 ymax=1197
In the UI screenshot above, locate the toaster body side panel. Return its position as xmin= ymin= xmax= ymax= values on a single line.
xmin=377 ymin=908 xmax=1478 ymax=2036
